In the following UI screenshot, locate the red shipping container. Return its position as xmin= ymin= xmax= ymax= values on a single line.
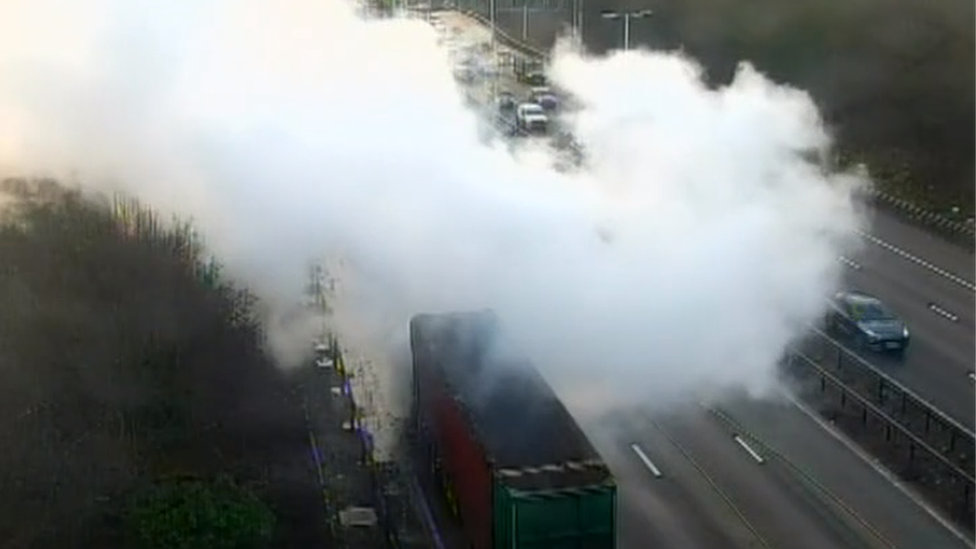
xmin=433 ymin=390 xmax=493 ymax=549
xmin=415 ymin=336 xmax=493 ymax=549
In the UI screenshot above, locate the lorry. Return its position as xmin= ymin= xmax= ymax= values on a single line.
xmin=514 ymin=57 xmax=547 ymax=86
xmin=410 ymin=310 xmax=617 ymax=549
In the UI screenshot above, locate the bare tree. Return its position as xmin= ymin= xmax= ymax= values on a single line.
xmin=512 ymin=0 xmax=974 ymax=213
xmin=0 ymin=179 xmax=316 ymax=548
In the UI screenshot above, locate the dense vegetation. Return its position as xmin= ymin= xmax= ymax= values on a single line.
xmin=0 ymin=179 xmax=323 ymax=548
xmin=492 ymin=0 xmax=975 ymax=217
xmin=125 ymin=477 xmax=275 ymax=549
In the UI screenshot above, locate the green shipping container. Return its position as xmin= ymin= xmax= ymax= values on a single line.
xmin=492 ymin=480 xmax=617 ymax=549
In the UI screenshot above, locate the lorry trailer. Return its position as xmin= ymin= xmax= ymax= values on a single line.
xmin=410 ymin=310 xmax=617 ymax=549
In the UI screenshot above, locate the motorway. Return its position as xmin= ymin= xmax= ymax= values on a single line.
xmin=436 ymin=2 xmax=976 ymax=432
xmin=424 ymin=11 xmax=525 ymax=97
xmin=839 ymin=216 xmax=975 ymax=430
xmin=593 ymin=393 xmax=971 ymax=549
xmin=427 ymin=10 xmax=974 ymax=549
xmin=437 ymin=7 xmax=976 ymax=430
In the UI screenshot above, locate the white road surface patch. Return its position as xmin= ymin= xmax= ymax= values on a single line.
xmin=927 ymin=303 xmax=960 ymax=322
xmin=859 ymin=231 xmax=976 ymax=292
xmin=630 ymin=443 xmax=664 ymax=478
xmin=732 ymin=435 xmax=766 ymax=464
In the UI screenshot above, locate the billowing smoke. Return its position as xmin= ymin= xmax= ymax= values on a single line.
xmin=0 ymin=0 xmax=866 ymax=416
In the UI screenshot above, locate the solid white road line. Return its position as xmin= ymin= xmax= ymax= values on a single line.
xmin=630 ymin=443 xmax=663 ymax=478
xmin=733 ymin=435 xmax=766 ymax=464
xmin=785 ymin=390 xmax=975 ymax=546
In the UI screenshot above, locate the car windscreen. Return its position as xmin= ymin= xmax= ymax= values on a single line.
xmin=851 ymin=301 xmax=894 ymax=321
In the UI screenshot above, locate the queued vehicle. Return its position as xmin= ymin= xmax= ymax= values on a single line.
xmin=495 ymin=90 xmax=517 ymax=113
xmin=514 ymin=102 xmax=548 ymax=134
xmin=313 ymin=341 xmax=335 ymax=369
xmin=826 ymin=290 xmax=910 ymax=354
xmin=514 ymin=57 xmax=547 ymax=86
xmin=452 ymin=60 xmax=478 ymax=84
xmin=529 ymin=86 xmax=559 ymax=111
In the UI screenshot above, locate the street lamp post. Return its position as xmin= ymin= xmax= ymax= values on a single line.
xmin=488 ymin=0 xmax=498 ymax=99
xmin=572 ymin=0 xmax=585 ymax=43
xmin=489 ymin=0 xmax=496 ymax=51
xmin=600 ymin=9 xmax=652 ymax=51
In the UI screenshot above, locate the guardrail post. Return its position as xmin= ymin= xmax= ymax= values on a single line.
xmin=786 ymin=331 xmax=975 ymax=527
xmin=816 ymin=335 xmax=827 ymax=363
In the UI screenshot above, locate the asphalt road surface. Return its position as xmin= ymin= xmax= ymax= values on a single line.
xmin=431 ymin=10 xmax=974 ymax=548
xmin=840 ymin=216 xmax=975 ymax=430
xmin=435 ymin=8 xmax=976 ymax=429
xmin=597 ymin=394 xmax=971 ymax=549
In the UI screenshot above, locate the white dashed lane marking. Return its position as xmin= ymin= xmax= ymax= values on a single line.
xmin=630 ymin=443 xmax=663 ymax=478
xmin=732 ymin=435 xmax=766 ymax=464
xmin=839 ymin=256 xmax=861 ymax=270
xmin=928 ymin=303 xmax=960 ymax=322
xmin=859 ymin=231 xmax=976 ymax=292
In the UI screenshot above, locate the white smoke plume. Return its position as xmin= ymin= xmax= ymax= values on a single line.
xmin=0 ymin=0 xmax=866 ymax=415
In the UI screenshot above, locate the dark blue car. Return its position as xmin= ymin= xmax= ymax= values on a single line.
xmin=827 ymin=291 xmax=910 ymax=355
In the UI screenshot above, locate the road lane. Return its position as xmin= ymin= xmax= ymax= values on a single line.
xmin=434 ymin=11 xmax=572 ymax=158
xmin=868 ymin=211 xmax=975 ymax=282
xmin=840 ymin=245 xmax=975 ymax=429
xmin=439 ymin=9 xmax=975 ymax=423
xmin=431 ymin=14 xmax=974 ymax=545
xmin=638 ymin=408 xmax=868 ymax=549
xmin=433 ymin=10 xmax=530 ymax=97
xmin=593 ymin=414 xmax=762 ymax=548
xmin=715 ymin=393 xmax=972 ymax=549
xmin=850 ymin=230 xmax=975 ymax=327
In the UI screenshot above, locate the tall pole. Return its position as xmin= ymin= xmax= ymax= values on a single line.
xmin=572 ymin=0 xmax=578 ymax=40
xmin=522 ymin=4 xmax=528 ymax=40
xmin=623 ymin=12 xmax=630 ymax=51
xmin=600 ymin=9 xmax=650 ymax=52
xmin=489 ymin=0 xmax=496 ymax=51
xmin=489 ymin=0 xmax=497 ymax=98
xmin=578 ymin=0 xmax=584 ymax=44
